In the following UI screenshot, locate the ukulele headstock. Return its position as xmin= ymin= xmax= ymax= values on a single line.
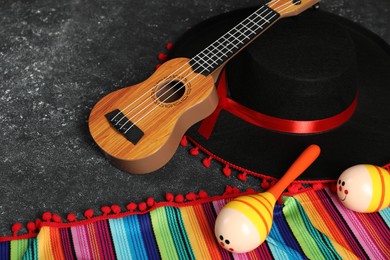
xmin=268 ymin=0 xmax=320 ymax=18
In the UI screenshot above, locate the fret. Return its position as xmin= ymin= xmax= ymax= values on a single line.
xmin=227 ymin=31 xmax=245 ymax=45
xmin=232 ymin=28 xmax=251 ymax=43
xmin=195 ymin=59 xmax=211 ymax=72
xmin=198 ymin=52 xmax=220 ymax=65
xmin=254 ymin=13 xmax=271 ymax=24
xmin=210 ymin=34 xmax=242 ymax=57
xmin=190 ymin=5 xmax=280 ymax=75
xmin=209 ymin=42 xmax=236 ymax=59
xmin=214 ymin=41 xmax=237 ymax=58
xmin=191 ymin=56 xmax=213 ymax=74
xmin=255 ymin=9 xmax=274 ymax=24
xmin=238 ymin=23 xmax=256 ymax=36
xmin=195 ymin=40 xmax=237 ymax=73
xmin=212 ymin=37 xmax=238 ymax=56
xmin=246 ymin=16 xmax=263 ymax=31
xmin=204 ymin=42 xmax=229 ymax=58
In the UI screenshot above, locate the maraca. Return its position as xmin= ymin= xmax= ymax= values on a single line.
xmin=214 ymin=144 xmax=321 ymax=253
xmin=337 ymin=164 xmax=390 ymax=213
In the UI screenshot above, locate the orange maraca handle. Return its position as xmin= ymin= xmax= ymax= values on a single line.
xmin=268 ymin=144 xmax=321 ymax=199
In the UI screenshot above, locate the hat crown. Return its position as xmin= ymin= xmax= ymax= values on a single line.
xmin=227 ymin=15 xmax=358 ymax=121
xmin=169 ymin=7 xmax=390 ymax=181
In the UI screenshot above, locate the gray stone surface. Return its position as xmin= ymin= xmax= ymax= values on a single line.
xmin=0 ymin=0 xmax=389 ymax=236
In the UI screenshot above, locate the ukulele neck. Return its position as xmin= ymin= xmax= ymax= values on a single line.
xmin=189 ymin=5 xmax=280 ymax=76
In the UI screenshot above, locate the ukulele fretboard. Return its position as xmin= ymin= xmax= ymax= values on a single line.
xmin=189 ymin=5 xmax=280 ymax=75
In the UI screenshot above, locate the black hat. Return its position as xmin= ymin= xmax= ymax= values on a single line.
xmin=168 ymin=7 xmax=390 ymax=181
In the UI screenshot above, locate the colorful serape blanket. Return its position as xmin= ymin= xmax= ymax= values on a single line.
xmin=1 ymin=188 xmax=389 ymax=259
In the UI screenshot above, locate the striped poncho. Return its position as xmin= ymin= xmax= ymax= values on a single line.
xmin=1 ymin=188 xmax=389 ymax=259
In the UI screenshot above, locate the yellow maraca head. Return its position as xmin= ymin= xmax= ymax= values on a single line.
xmin=215 ymin=144 xmax=321 ymax=253
xmin=215 ymin=207 xmax=261 ymax=253
xmin=337 ymin=164 xmax=390 ymax=213
xmin=214 ymin=192 xmax=275 ymax=253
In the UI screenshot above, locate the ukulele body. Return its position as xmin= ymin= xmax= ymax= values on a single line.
xmin=89 ymin=58 xmax=218 ymax=174
xmin=88 ymin=0 xmax=319 ymax=174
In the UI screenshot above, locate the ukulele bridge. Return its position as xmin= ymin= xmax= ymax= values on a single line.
xmin=105 ymin=109 xmax=144 ymax=144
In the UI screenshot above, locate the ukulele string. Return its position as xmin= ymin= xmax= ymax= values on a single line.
xmin=112 ymin=3 xmax=273 ymax=128
xmin=268 ymin=0 xmax=282 ymax=8
xmin=113 ymin=4 xmax=271 ymax=128
xmin=121 ymin=1 xmax=296 ymax=134
xmin=120 ymin=7 xmax=276 ymax=132
xmin=113 ymin=0 xmax=292 ymax=128
xmin=122 ymin=1 xmax=295 ymax=134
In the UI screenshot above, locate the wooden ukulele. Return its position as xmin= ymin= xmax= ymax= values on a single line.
xmin=89 ymin=0 xmax=319 ymax=174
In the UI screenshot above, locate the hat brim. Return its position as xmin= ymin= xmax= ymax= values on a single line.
xmin=168 ymin=7 xmax=390 ymax=180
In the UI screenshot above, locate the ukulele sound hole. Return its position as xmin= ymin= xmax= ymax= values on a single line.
xmin=156 ymin=80 xmax=186 ymax=103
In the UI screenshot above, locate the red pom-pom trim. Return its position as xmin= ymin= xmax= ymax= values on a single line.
xmin=237 ymin=172 xmax=247 ymax=181
xmin=101 ymin=206 xmax=112 ymax=216
xmin=26 ymin=222 xmax=36 ymax=233
xmin=138 ymin=202 xmax=147 ymax=212
xmin=126 ymin=202 xmax=137 ymax=212
xmin=180 ymin=136 xmax=188 ymax=147
xmin=165 ymin=192 xmax=174 ymax=202
xmin=202 ymin=156 xmax=212 ymax=168
xmin=111 ymin=205 xmax=121 ymax=214
xmin=198 ymin=190 xmax=208 ymax=199
xmin=42 ymin=212 xmax=52 ymax=222
xmin=35 ymin=219 xmax=42 ymax=229
xmin=84 ymin=209 xmax=94 ymax=219
xmin=312 ymin=182 xmax=325 ymax=190
xmin=261 ymin=179 xmax=270 ymax=189
xmin=52 ymin=214 xmax=62 ymax=223
xmin=186 ymin=192 xmax=197 ymax=201
xmin=287 ymin=183 xmax=302 ymax=194
xmin=11 ymin=223 xmax=23 ymax=236
xmin=232 ymin=187 xmax=240 ymax=194
xmin=223 ymin=165 xmax=231 ymax=177
xmin=146 ymin=197 xmax=155 ymax=207
xmin=166 ymin=43 xmax=173 ymax=50
xmin=190 ymin=147 xmax=199 ymax=156
xmin=246 ymin=188 xmax=256 ymax=194
xmin=224 ymin=185 xmax=233 ymax=195
xmin=175 ymin=194 xmax=184 ymax=203
xmin=155 ymin=64 xmax=161 ymax=70
xmin=67 ymin=213 xmax=77 ymax=222
xmin=158 ymin=53 xmax=167 ymax=62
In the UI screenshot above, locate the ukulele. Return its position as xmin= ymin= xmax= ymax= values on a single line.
xmin=89 ymin=0 xmax=320 ymax=174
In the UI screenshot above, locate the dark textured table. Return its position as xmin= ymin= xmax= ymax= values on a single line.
xmin=1 ymin=0 xmax=389 ymax=236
